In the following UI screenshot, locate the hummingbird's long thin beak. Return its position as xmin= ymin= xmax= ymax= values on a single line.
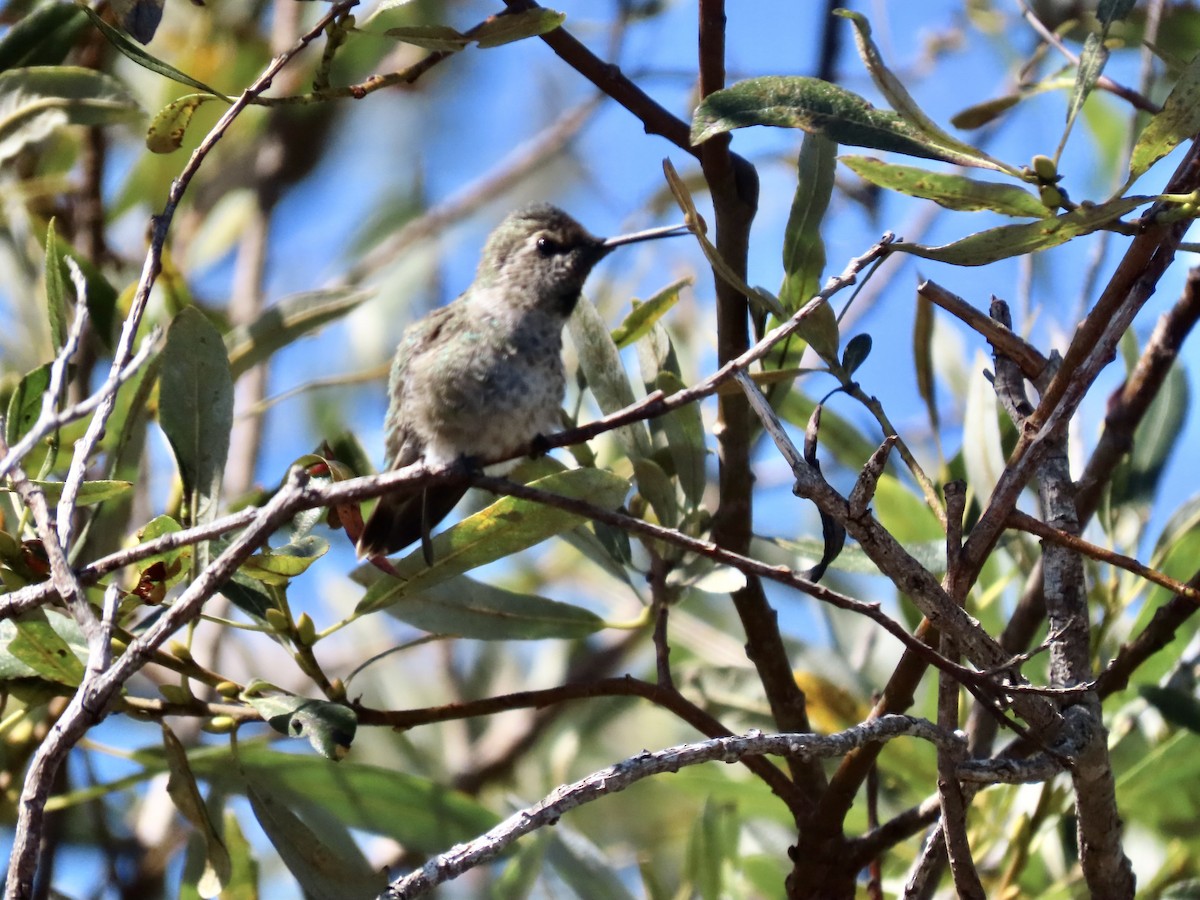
xmin=601 ymin=223 xmax=691 ymax=249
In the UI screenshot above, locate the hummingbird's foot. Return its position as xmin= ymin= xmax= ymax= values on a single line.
xmin=529 ymin=433 xmax=552 ymax=457
xmin=455 ymin=455 xmax=485 ymax=476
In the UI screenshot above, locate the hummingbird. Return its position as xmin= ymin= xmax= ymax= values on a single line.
xmin=356 ymin=203 xmax=688 ymax=562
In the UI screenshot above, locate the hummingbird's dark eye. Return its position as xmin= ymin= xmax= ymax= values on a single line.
xmin=535 ymin=236 xmax=561 ymax=257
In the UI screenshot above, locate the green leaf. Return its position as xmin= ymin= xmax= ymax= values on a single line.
xmin=16 ymin=479 xmax=133 ymax=506
xmin=891 ymin=195 xmax=1151 ymax=265
xmin=546 ymin=828 xmax=638 ymax=900
xmin=610 ymin=278 xmax=691 ymax=348
xmin=146 ymin=92 xmax=218 ymax=154
xmin=381 ymin=25 xmax=471 ymax=51
xmin=81 ymin=7 xmax=229 ymax=99
xmin=6 ymin=609 xmax=86 ymax=687
xmin=0 ymin=4 xmax=90 ymax=71
xmin=473 ymin=8 xmax=565 ymax=48
xmin=162 ymin=723 xmax=230 ymax=898
xmin=569 ymin=296 xmax=655 ymax=461
xmin=0 ymin=65 xmax=143 ymax=163
xmin=691 ymin=76 xmax=990 ymax=167
xmin=779 ymin=133 xmax=835 ymax=313
xmin=5 ymin=364 xmax=51 ymax=447
xmin=356 ymin=468 xmax=630 ymax=614
xmin=382 ymin=574 xmax=605 ymax=639
xmin=1129 ymin=51 xmax=1200 ymax=182
xmin=40 ymin=230 xmax=120 ymax=350
xmin=835 ymin=10 xmax=1011 ymax=173
xmin=840 ymin=156 xmax=1050 ymax=218
xmin=1064 ymin=33 xmax=1108 ymax=147
xmin=217 ymin=812 xmax=257 ymax=900
xmin=221 ymin=573 xmax=274 ymax=620
xmin=158 ymin=744 xmax=498 ymax=849
xmin=950 ymin=93 xmax=1022 ymax=130
xmin=159 ymin=307 xmax=234 ymax=538
xmin=239 ymin=536 xmax=329 ymax=585
xmin=765 ymin=535 xmax=946 ymax=577
xmin=632 ymin=455 xmax=678 ymax=528
xmin=43 ymin=219 xmax=67 ymax=349
xmin=913 ymin=292 xmax=938 ymax=433
xmin=841 ymin=333 xmax=872 ymax=376
xmin=797 ymin=299 xmax=840 ymax=366
xmin=684 ymin=799 xmax=736 ymax=900
xmin=654 ymin=370 xmax=707 ymax=509
xmin=134 ymin=514 xmax=188 ymax=575
xmin=224 ymin=288 xmax=374 ymax=380
xmin=871 ymin=474 xmax=946 ymax=545
xmin=1112 ymin=359 xmax=1188 ymax=507
xmin=241 ymin=682 xmax=357 ymax=760
xmin=247 ymin=783 xmax=385 ymax=900
xmin=1140 ymin=686 xmax=1200 ymax=733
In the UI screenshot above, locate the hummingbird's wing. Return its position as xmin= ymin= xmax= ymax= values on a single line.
xmin=357 ymin=305 xmax=467 ymax=562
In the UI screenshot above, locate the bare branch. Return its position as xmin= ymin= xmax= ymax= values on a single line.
xmin=936 ymin=481 xmax=985 ymax=899
xmin=0 ymin=449 xmax=98 ymax=645
xmin=918 ymin=280 xmax=1048 ymax=380
xmin=381 ymin=716 xmax=964 ymax=899
xmin=1009 ymin=509 xmax=1200 ymax=603
xmin=998 ymin=288 xmax=1134 ymax=895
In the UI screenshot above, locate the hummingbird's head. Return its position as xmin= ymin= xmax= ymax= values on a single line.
xmin=476 ymin=204 xmax=688 ymax=318
xmin=477 ymin=204 xmax=609 ymax=317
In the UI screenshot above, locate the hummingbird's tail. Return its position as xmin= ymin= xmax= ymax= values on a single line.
xmin=356 ymin=485 xmax=468 ymax=562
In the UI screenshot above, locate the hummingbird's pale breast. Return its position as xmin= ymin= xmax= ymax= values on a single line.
xmin=399 ymin=291 xmax=567 ymax=469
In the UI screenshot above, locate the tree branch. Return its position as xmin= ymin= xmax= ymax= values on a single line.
xmin=381 ymin=716 xmax=964 ymax=899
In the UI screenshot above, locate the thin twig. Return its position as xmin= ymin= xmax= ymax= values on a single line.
xmin=917 ymin=280 xmax=1048 ymax=379
xmin=0 ymin=287 xmax=87 ymax=485
xmin=0 ymin=445 xmax=98 ymax=645
xmin=1009 ymin=509 xmax=1200 ymax=603
xmin=502 ymin=0 xmax=699 ymax=158
xmin=54 ymin=261 xmax=99 ymax=547
xmin=0 ymin=330 xmax=160 ymax=484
